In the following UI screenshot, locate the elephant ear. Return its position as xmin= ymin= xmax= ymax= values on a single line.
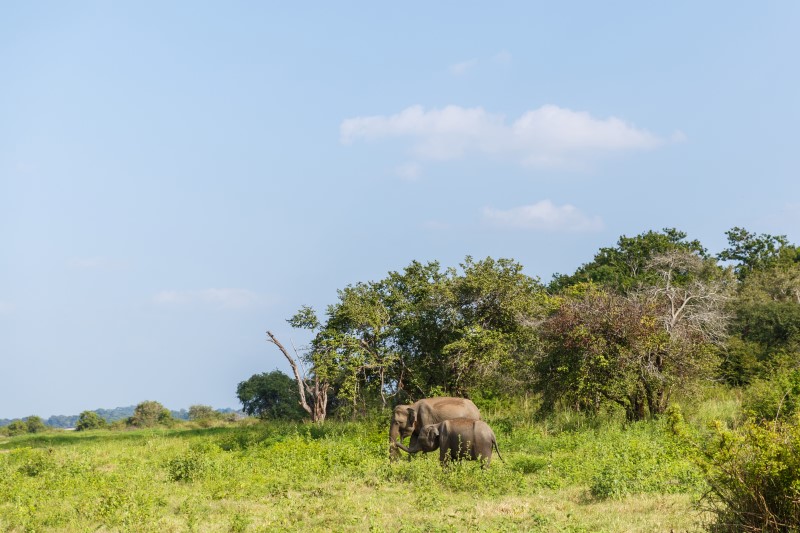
xmin=406 ymin=408 xmax=416 ymax=428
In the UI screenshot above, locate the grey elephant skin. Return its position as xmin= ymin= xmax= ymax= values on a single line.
xmin=389 ymin=397 xmax=480 ymax=460
xmin=416 ymin=418 xmax=504 ymax=467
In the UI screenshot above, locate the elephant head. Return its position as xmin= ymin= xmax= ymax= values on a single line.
xmin=389 ymin=404 xmax=416 ymax=459
xmin=414 ymin=423 xmax=441 ymax=453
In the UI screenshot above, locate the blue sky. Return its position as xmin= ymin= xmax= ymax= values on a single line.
xmin=2 ymin=2 xmax=798 ymax=419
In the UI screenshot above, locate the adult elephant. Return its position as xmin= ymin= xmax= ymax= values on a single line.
xmin=389 ymin=397 xmax=480 ymax=460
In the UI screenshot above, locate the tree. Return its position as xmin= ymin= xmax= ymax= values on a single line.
xmin=538 ymin=287 xmax=666 ymax=420
xmin=5 ymin=420 xmax=28 ymax=436
xmin=187 ymin=405 xmax=220 ymax=421
xmin=538 ymin=251 xmax=731 ymax=421
xmin=236 ymin=371 xmax=307 ymax=420
xmin=127 ymin=401 xmax=172 ymax=428
xmin=25 ymin=416 xmax=46 ymax=434
xmin=75 ymin=411 xmax=107 ymax=431
xmin=439 ymin=256 xmax=548 ymax=395
xmin=717 ymin=226 xmax=798 ymax=280
xmin=723 ymin=261 xmax=800 ymax=383
xmin=323 ymin=281 xmax=398 ymax=412
xmin=550 ymin=228 xmax=707 ymax=293
xmin=267 ymin=321 xmax=331 ymax=423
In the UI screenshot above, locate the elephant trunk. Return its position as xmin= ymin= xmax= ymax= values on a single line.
xmin=389 ymin=425 xmax=401 ymax=461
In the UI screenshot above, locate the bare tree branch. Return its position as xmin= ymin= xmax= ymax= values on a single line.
xmin=266 ymin=331 xmax=312 ymax=417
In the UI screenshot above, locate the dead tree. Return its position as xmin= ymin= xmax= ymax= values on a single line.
xmin=266 ymin=331 xmax=329 ymax=423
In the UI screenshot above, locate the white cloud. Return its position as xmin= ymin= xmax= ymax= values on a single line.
xmin=341 ymin=104 xmax=669 ymax=168
xmin=482 ymin=200 xmax=604 ymax=232
xmin=153 ymin=288 xmax=259 ymax=309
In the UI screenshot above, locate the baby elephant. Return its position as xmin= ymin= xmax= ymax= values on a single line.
xmin=417 ymin=418 xmax=504 ymax=467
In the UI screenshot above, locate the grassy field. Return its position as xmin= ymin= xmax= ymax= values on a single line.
xmin=0 ymin=402 xmax=725 ymax=532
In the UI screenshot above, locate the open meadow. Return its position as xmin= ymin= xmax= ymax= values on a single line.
xmin=0 ymin=398 xmax=730 ymax=533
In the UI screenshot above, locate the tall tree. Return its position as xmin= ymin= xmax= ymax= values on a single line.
xmin=538 ymin=251 xmax=731 ymax=421
xmin=717 ymin=226 xmax=798 ymax=280
xmin=550 ymin=228 xmax=706 ymax=293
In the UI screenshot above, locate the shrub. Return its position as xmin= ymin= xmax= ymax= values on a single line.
xmin=76 ymin=411 xmax=107 ymax=431
xmin=743 ymin=366 xmax=800 ymax=422
xmin=703 ymin=419 xmax=800 ymax=531
xmin=5 ymin=420 xmax=29 ymax=436
xmin=25 ymin=416 xmax=47 ymax=434
xmin=166 ymin=450 xmax=211 ymax=482
xmin=188 ymin=405 xmax=220 ymax=421
xmin=127 ymin=401 xmax=173 ymax=428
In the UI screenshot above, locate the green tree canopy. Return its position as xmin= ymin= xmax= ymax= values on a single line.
xmin=236 ymin=370 xmax=307 ymax=420
xmin=188 ymin=405 xmax=220 ymax=421
xmin=127 ymin=401 xmax=172 ymax=428
xmin=550 ymin=228 xmax=707 ymax=293
xmin=718 ymin=226 xmax=799 ymax=280
xmin=75 ymin=411 xmax=107 ymax=431
xmin=25 ymin=416 xmax=46 ymax=433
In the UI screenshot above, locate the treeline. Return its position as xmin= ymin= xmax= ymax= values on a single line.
xmin=1 ymin=406 xmax=243 ymax=430
xmin=252 ymin=227 xmax=799 ymax=424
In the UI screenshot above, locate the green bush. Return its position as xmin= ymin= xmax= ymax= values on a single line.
xmin=743 ymin=366 xmax=800 ymax=422
xmin=166 ymin=450 xmax=212 ymax=482
xmin=25 ymin=416 xmax=47 ymax=434
xmin=5 ymin=420 xmax=28 ymax=436
xmin=703 ymin=419 xmax=800 ymax=531
xmin=75 ymin=411 xmax=107 ymax=431
xmin=127 ymin=401 xmax=173 ymax=428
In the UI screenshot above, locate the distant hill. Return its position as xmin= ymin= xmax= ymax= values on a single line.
xmin=0 ymin=406 xmax=244 ymax=428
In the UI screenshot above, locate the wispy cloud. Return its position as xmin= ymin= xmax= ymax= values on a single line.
xmin=482 ymin=200 xmax=604 ymax=232
xmin=449 ymin=58 xmax=478 ymax=76
xmin=341 ymin=104 xmax=672 ymax=169
xmin=448 ymin=51 xmax=511 ymax=76
xmin=153 ymin=288 xmax=259 ymax=309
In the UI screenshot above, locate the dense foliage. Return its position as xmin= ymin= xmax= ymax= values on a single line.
xmin=236 ymin=371 xmax=307 ymax=420
xmin=262 ymin=228 xmax=780 ymax=421
xmin=75 ymin=411 xmax=107 ymax=431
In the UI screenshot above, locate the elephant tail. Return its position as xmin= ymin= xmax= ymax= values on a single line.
xmin=492 ymin=438 xmax=505 ymax=463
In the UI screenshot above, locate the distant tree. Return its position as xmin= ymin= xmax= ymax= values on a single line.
xmin=127 ymin=401 xmax=172 ymax=428
xmin=5 ymin=420 xmax=28 ymax=436
xmin=188 ymin=405 xmax=219 ymax=421
xmin=75 ymin=411 xmax=107 ymax=431
xmin=25 ymin=416 xmax=46 ymax=434
xmin=237 ymin=370 xmax=307 ymax=420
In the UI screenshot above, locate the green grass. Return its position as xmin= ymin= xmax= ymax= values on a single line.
xmin=0 ymin=415 xmax=710 ymax=532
